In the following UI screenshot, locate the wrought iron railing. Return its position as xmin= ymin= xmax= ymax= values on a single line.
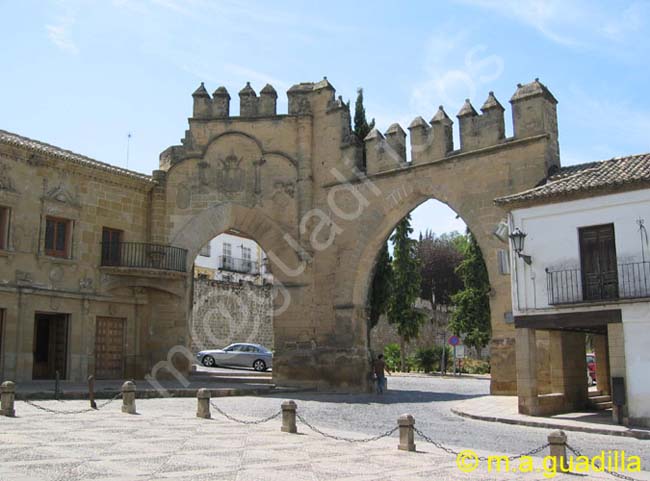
xmin=546 ymin=261 xmax=650 ymax=305
xmin=100 ymin=242 xmax=187 ymax=272
xmin=218 ymin=255 xmax=260 ymax=274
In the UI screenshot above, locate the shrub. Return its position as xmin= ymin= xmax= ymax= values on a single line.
xmin=460 ymin=358 xmax=491 ymax=374
xmin=414 ymin=347 xmax=437 ymax=373
xmin=383 ymin=343 xmax=401 ymax=372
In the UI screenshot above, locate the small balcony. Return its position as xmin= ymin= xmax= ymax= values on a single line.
xmin=218 ymin=255 xmax=260 ymax=275
xmin=546 ymin=261 xmax=650 ymax=305
xmin=101 ymin=241 xmax=188 ymax=273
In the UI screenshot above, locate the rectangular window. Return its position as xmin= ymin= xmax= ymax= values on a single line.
xmin=0 ymin=206 xmax=9 ymax=250
xmin=101 ymin=227 xmax=123 ymax=266
xmin=241 ymin=246 xmax=252 ymax=272
xmin=45 ymin=216 xmax=72 ymax=258
xmin=223 ymin=242 xmax=232 ymax=257
xmin=579 ymin=223 xmax=618 ymax=301
xmin=199 ymin=243 xmax=211 ymax=257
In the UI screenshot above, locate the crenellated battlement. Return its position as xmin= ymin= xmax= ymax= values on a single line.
xmin=182 ymin=78 xmax=559 ymax=182
xmin=365 ymin=79 xmax=560 ymax=175
xmin=190 ymin=77 xmax=341 ymax=120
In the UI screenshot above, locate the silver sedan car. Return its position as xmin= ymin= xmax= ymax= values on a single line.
xmin=196 ymin=343 xmax=273 ymax=372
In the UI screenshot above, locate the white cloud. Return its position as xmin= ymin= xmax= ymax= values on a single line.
xmin=46 ymin=14 xmax=79 ymax=54
xmin=456 ymin=0 xmax=650 ymax=51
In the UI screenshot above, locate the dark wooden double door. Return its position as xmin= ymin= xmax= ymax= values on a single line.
xmin=579 ymin=224 xmax=618 ymax=301
xmin=95 ymin=317 xmax=125 ymax=380
xmin=33 ymin=313 xmax=69 ymax=380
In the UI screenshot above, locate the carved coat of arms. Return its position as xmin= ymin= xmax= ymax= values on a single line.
xmin=216 ymin=152 xmax=245 ymax=193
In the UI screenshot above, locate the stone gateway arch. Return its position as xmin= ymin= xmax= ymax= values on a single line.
xmin=0 ymin=78 xmax=558 ymax=394
xmin=156 ymin=78 xmax=558 ymax=393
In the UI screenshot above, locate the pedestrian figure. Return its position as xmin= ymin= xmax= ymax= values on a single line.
xmin=373 ymin=354 xmax=391 ymax=394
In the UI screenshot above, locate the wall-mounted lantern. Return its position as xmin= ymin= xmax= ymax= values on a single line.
xmin=509 ymin=227 xmax=532 ymax=265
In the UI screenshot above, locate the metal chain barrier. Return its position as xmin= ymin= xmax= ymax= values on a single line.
xmin=296 ymin=413 xmax=398 ymax=443
xmin=22 ymin=392 xmax=122 ymax=415
xmin=209 ymin=400 xmax=281 ymax=425
xmin=414 ymin=426 xmax=550 ymax=461
xmin=567 ymin=444 xmax=646 ymax=481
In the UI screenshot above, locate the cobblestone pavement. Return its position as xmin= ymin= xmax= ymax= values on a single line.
xmin=1 ymin=376 xmax=648 ymax=481
xmin=253 ymin=376 xmax=650 ymax=460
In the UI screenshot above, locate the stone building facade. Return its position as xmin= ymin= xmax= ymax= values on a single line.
xmin=190 ymin=277 xmax=273 ymax=353
xmin=0 ymin=77 xmax=557 ymax=391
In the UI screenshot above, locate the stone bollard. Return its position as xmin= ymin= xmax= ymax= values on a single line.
xmin=548 ymin=430 xmax=568 ymax=472
xmin=121 ymin=381 xmax=136 ymax=414
xmin=1 ymin=381 xmax=16 ymax=417
xmin=196 ymin=388 xmax=211 ymax=419
xmin=397 ymin=414 xmax=416 ymax=452
xmin=281 ymin=400 xmax=297 ymax=433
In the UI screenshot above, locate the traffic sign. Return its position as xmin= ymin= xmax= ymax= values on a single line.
xmin=448 ymin=335 xmax=460 ymax=346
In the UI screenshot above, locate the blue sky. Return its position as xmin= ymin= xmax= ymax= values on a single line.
xmin=1 ymin=0 xmax=649 ymax=238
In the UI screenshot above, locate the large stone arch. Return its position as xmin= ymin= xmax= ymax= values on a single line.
xmin=143 ymin=78 xmax=560 ymax=393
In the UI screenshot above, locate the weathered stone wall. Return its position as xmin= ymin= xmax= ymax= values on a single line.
xmin=190 ymin=278 xmax=273 ymax=352
xmin=370 ymin=303 xmax=451 ymax=357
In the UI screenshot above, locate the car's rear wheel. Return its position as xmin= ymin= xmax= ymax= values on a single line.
xmin=253 ymin=360 xmax=266 ymax=372
xmin=202 ymin=355 xmax=216 ymax=367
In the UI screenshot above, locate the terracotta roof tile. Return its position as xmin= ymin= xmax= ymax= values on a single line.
xmin=495 ymin=153 xmax=650 ymax=206
xmin=0 ymin=129 xmax=153 ymax=182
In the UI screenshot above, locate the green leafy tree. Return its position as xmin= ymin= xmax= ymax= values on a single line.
xmin=354 ymin=88 xmax=375 ymax=169
xmin=449 ymin=231 xmax=491 ymax=352
xmin=388 ymin=215 xmax=425 ymax=371
xmin=368 ymin=243 xmax=393 ymax=328
xmin=417 ymin=230 xmax=464 ymax=306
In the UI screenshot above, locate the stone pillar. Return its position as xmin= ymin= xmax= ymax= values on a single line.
xmin=536 ymin=331 xmax=552 ymax=394
xmin=607 ymin=323 xmax=628 ymax=424
xmin=547 ymin=430 xmax=568 ymax=472
xmin=548 ymin=331 xmax=565 ymax=394
xmin=594 ymin=334 xmax=610 ymax=395
xmin=516 ymin=328 xmax=539 ymax=415
xmin=1 ymin=381 xmax=16 ymax=417
xmin=281 ymin=400 xmax=297 ymax=433
xmin=121 ymin=381 xmax=136 ymax=414
xmin=562 ymin=332 xmax=588 ymax=409
xmin=196 ymin=388 xmax=211 ymax=419
xmin=397 ymin=414 xmax=416 ymax=452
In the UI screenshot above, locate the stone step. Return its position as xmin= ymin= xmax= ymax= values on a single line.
xmin=589 ymin=395 xmax=612 ymax=403
xmin=588 ymin=390 xmax=603 ymax=398
xmin=590 ymin=401 xmax=613 ymax=410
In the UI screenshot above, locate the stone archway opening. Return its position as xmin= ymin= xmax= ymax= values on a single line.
xmin=362 ymin=196 xmax=494 ymax=377
xmin=190 ymin=228 xmax=276 ymax=368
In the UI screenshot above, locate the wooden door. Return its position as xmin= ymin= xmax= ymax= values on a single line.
xmin=579 ymin=224 xmax=618 ymax=301
xmin=101 ymin=228 xmax=123 ymax=266
xmin=32 ymin=314 xmax=68 ymax=380
xmin=95 ymin=317 xmax=125 ymax=379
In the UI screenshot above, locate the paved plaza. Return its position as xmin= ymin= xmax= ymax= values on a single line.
xmin=1 ymin=376 xmax=649 ymax=480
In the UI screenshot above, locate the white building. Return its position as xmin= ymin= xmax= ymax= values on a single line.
xmin=194 ymin=229 xmax=273 ymax=285
xmin=496 ymin=153 xmax=650 ymax=428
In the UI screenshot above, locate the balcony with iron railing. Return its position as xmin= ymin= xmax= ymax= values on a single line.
xmin=218 ymin=255 xmax=260 ymax=275
xmin=546 ymin=261 xmax=650 ymax=305
xmin=100 ymin=241 xmax=188 ymax=273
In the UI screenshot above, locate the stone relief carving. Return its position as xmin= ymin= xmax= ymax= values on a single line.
xmin=15 ymin=270 xmax=33 ymax=284
xmin=42 ymin=178 xmax=80 ymax=207
xmin=79 ymin=276 xmax=93 ymax=291
xmin=216 ymin=151 xmax=245 ymax=194
xmin=49 ymin=266 xmax=64 ymax=283
xmin=0 ymin=162 xmax=16 ymax=192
